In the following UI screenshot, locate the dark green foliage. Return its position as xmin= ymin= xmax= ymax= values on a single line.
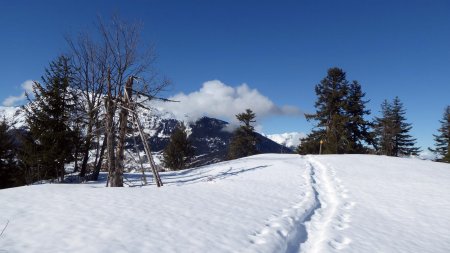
xmin=344 ymin=81 xmax=373 ymax=153
xmin=429 ymin=106 xmax=450 ymax=162
xmin=0 ymin=119 xmax=24 ymax=189
xmin=373 ymin=100 xmax=394 ymax=155
xmin=374 ymin=97 xmax=420 ymax=156
xmin=228 ymin=109 xmax=258 ymax=159
xmin=296 ymin=130 xmax=324 ymax=155
xmin=301 ymin=67 xmax=372 ymax=154
xmin=163 ymin=125 xmax=194 ymax=170
xmin=21 ymin=56 xmax=78 ymax=182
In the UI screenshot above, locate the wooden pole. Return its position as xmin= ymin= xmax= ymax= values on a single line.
xmin=132 ymin=119 xmax=148 ymax=185
xmin=105 ymin=69 xmax=116 ymax=187
xmin=133 ymin=113 xmax=163 ymax=187
xmin=319 ymin=139 xmax=323 ymax=155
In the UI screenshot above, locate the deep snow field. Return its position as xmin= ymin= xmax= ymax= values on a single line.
xmin=1 ymin=154 xmax=450 ymax=253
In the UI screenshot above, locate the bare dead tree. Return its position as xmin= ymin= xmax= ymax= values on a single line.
xmin=67 ymin=14 xmax=169 ymax=186
xmin=66 ymin=32 xmax=107 ymax=178
xmin=98 ymin=14 xmax=169 ymax=187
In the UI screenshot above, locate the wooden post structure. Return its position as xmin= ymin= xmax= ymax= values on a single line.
xmin=105 ymin=74 xmax=163 ymax=187
xmin=319 ymin=139 xmax=323 ymax=155
xmin=132 ymin=113 xmax=163 ymax=187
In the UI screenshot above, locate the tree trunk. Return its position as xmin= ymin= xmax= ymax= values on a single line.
xmin=111 ymin=77 xmax=133 ymax=187
xmin=73 ymin=139 xmax=79 ymax=173
xmin=92 ymin=136 xmax=107 ymax=181
xmin=79 ymin=122 xmax=93 ymax=177
xmin=106 ymin=72 xmax=118 ymax=187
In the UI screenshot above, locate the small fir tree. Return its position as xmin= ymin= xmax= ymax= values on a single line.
xmin=390 ymin=97 xmax=421 ymax=156
xmin=374 ymin=97 xmax=420 ymax=156
xmin=373 ymin=100 xmax=395 ymax=155
xmin=162 ymin=124 xmax=194 ymax=170
xmin=228 ymin=109 xmax=258 ymax=159
xmin=429 ymin=106 xmax=450 ymax=162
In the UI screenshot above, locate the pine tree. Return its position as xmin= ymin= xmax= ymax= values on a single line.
xmin=390 ymin=97 xmax=421 ymax=156
xmin=162 ymin=124 xmax=194 ymax=170
xmin=22 ymin=56 xmax=78 ymax=182
xmin=305 ymin=67 xmax=349 ymax=154
xmin=374 ymin=97 xmax=420 ymax=156
xmin=374 ymin=100 xmax=395 ymax=155
xmin=429 ymin=106 xmax=450 ymax=162
xmin=344 ymin=81 xmax=373 ymax=153
xmin=228 ymin=109 xmax=258 ymax=159
xmin=0 ymin=119 xmax=23 ymax=189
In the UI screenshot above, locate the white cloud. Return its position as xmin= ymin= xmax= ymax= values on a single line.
xmin=266 ymin=132 xmax=307 ymax=148
xmin=156 ymin=80 xmax=302 ymax=124
xmin=2 ymin=80 xmax=34 ymax=107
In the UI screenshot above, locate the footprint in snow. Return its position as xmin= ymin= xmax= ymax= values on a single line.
xmin=343 ymin=201 xmax=356 ymax=210
xmin=334 ymin=222 xmax=350 ymax=230
xmin=329 ymin=236 xmax=351 ymax=250
xmin=338 ymin=213 xmax=352 ymax=223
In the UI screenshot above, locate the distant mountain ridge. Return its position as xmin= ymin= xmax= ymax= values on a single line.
xmin=265 ymin=132 xmax=305 ymax=150
xmin=1 ymin=104 xmax=293 ymax=168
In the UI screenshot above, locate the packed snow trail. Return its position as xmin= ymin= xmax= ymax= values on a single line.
xmin=246 ymin=156 xmax=352 ymax=253
xmin=299 ymin=156 xmax=353 ymax=252
xmin=245 ymin=158 xmax=318 ymax=253
xmin=1 ymin=154 xmax=450 ymax=252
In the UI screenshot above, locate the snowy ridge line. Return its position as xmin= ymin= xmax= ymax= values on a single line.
xmin=245 ymin=159 xmax=319 ymax=253
xmin=301 ymin=156 xmax=352 ymax=252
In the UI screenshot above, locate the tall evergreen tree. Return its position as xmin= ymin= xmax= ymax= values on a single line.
xmin=344 ymin=81 xmax=373 ymax=153
xmin=300 ymin=68 xmax=373 ymax=154
xmin=228 ymin=109 xmax=258 ymax=159
xmin=429 ymin=106 xmax=450 ymax=162
xmin=374 ymin=97 xmax=420 ymax=156
xmin=22 ymin=56 xmax=78 ymax=182
xmin=162 ymin=124 xmax=194 ymax=171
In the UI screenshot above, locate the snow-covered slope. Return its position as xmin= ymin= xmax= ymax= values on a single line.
xmin=1 ymin=154 xmax=449 ymax=252
xmin=0 ymin=106 xmax=25 ymax=128
xmin=266 ymin=132 xmax=305 ymax=150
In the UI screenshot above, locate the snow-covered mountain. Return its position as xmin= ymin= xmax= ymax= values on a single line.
xmin=0 ymin=106 xmax=25 ymax=128
xmin=265 ymin=132 xmax=306 ymax=150
xmin=1 ymin=154 xmax=449 ymax=252
xmin=0 ymin=104 xmax=293 ymax=168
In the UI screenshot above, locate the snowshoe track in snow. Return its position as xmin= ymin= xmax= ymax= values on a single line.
xmin=301 ymin=156 xmax=353 ymax=252
xmin=246 ymin=159 xmax=318 ymax=253
xmin=247 ymin=156 xmax=354 ymax=253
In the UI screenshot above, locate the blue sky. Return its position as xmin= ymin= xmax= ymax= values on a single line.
xmin=0 ymin=0 xmax=449 ymax=150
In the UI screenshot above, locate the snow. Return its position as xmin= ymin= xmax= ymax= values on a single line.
xmin=0 ymin=154 xmax=449 ymax=252
xmin=0 ymin=106 xmax=25 ymax=128
xmin=265 ymin=132 xmax=306 ymax=149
